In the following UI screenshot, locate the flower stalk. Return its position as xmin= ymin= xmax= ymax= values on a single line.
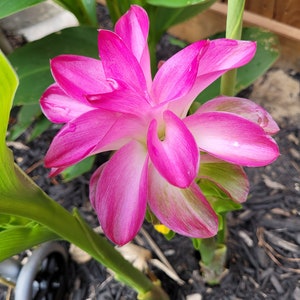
xmin=193 ymin=212 xmax=228 ymax=285
xmin=220 ymin=0 xmax=246 ymax=96
xmin=197 ymin=1 xmax=246 ymax=282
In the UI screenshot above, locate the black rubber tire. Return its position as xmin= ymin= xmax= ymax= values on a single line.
xmin=14 ymin=242 xmax=68 ymax=300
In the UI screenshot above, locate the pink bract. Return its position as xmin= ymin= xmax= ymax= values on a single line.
xmin=40 ymin=5 xmax=279 ymax=245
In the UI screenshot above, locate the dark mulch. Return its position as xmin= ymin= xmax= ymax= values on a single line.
xmin=1 ymin=4 xmax=300 ymax=300
xmin=4 ymin=111 xmax=300 ymax=300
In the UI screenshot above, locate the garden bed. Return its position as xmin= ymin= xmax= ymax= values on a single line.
xmin=1 ymin=3 xmax=300 ymax=300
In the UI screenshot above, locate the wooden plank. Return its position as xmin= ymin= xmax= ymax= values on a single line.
xmin=245 ymin=0 xmax=275 ymax=19
xmin=211 ymin=2 xmax=300 ymax=41
xmin=274 ymin=0 xmax=300 ymax=28
xmin=168 ymin=2 xmax=300 ymax=71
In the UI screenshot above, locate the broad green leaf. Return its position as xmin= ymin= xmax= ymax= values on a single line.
xmin=0 ymin=214 xmax=31 ymax=229
xmin=8 ymin=26 xmax=98 ymax=106
xmin=147 ymin=0 xmax=215 ymax=8
xmin=0 ymin=0 xmax=45 ymax=19
xmin=53 ymin=0 xmax=97 ymax=26
xmin=195 ymin=27 xmax=280 ymax=104
xmin=62 ymin=155 xmax=95 ymax=182
xmin=149 ymin=0 xmax=217 ymax=32
xmin=8 ymin=103 xmax=41 ymax=140
xmin=29 ymin=116 xmax=52 ymax=141
xmin=235 ymin=28 xmax=279 ymax=92
xmin=0 ymin=215 xmax=58 ymax=261
xmin=0 ymin=51 xmax=18 ymax=148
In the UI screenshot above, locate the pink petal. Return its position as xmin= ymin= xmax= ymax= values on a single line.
xmin=40 ymin=84 xmax=94 ymax=123
xmin=94 ymin=141 xmax=148 ymax=245
xmin=199 ymin=153 xmax=249 ymax=203
xmin=98 ymin=30 xmax=150 ymax=103
xmin=44 ymin=109 xmax=120 ymax=168
xmin=51 ymin=55 xmax=111 ymax=102
xmin=115 ymin=5 xmax=151 ymax=90
xmin=48 ymin=167 xmax=65 ymax=177
xmin=168 ymin=39 xmax=256 ymax=116
xmin=152 ymin=40 xmax=207 ymax=105
xmin=184 ymin=111 xmax=279 ymax=167
xmin=195 ymin=39 xmax=256 ymax=89
xmin=196 ymin=96 xmax=279 ymax=135
xmin=89 ymin=163 xmax=106 ymax=209
xmin=87 ymin=80 xmax=151 ymax=114
xmin=148 ymin=164 xmax=218 ymax=238
xmin=147 ymin=110 xmax=199 ymax=188
xmin=93 ymin=112 xmax=147 ymax=152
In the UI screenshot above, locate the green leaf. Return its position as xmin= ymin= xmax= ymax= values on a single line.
xmin=8 ymin=103 xmax=41 ymax=140
xmin=149 ymin=0 xmax=217 ymax=33
xmin=0 ymin=215 xmax=58 ymax=261
xmin=62 ymin=155 xmax=95 ymax=182
xmin=235 ymin=28 xmax=279 ymax=91
xmin=0 ymin=0 xmax=45 ymax=19
xmin=8 ymin=106 xmax=51 ymax=141
xmin=29 ymin=116 xmax=52 ymax=141
xmin=53 ymin=0 xmax=97 ymax=26
xmin=8 ymin=26 xmax=99 ymax=106
xmin=0 ymin=51 xmax=18 ymax=147
xmin=147 ymin=0 xmax=215 ymax=8
xmin=195 ymin=27 xmax=280 ymax=104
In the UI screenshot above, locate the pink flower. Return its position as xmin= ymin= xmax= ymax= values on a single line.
xmin=40 ymin=5 xmax=279 ymax=245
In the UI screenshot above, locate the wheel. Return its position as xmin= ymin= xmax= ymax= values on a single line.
xmin=14 ymin=242 xmax=68 ymax=300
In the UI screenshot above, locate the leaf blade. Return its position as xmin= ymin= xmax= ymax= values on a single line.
xmin=0 ymin=0 xmax=45 ymax=19
xmin=8 ymin=26 xmax=99 ymax=106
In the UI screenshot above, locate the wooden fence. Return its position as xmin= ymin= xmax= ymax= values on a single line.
xmin=221 ymin=0 xmax=300 ymax=29
xmin=169 ymin=1 xmax=300 ymax=70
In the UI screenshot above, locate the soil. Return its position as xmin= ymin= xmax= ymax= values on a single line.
xmin=1 ymin=4 xmax=300 ymax=300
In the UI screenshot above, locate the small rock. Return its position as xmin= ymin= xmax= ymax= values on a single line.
xmin=262 ymin=174 xmax=286 ymax=190
xmin=186 ymin=293 xmax=202 ymax=300
xmin=270 ymin=274 xmax=284 ymax=294
xmin=289 ymin=148 xmax=300 ymax=160
xmin=293 ymin=286 xmax=300 ymax=300
xmin=255 ymin=247 xmax=270 ymax=269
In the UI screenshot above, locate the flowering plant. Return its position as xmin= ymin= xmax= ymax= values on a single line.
xmin=40 ymin=4 xmax=279 ymax=247
xmin=0 ymin=0 xmax=280 ymax=297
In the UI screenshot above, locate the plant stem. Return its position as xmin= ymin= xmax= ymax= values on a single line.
xmin=220 ymin=0 xmax=245 ymax=96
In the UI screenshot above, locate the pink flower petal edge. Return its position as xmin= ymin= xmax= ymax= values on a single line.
xmin=115 ymin=5 xmax=151 ymax=90
xmin=185 ymin=111 xmax=279 ymax=167
xmin=148 ymin=164 xmax=218 ymax=238
xmin=93 ymin=140 xmax=148 ymax=245
xmin=147 ymin=110 xmax=199 ymax=188
xmin=40 ymin=84 xmax=94 ymax=124
xmin=196 ymin=96 xmax=279 ymax=135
